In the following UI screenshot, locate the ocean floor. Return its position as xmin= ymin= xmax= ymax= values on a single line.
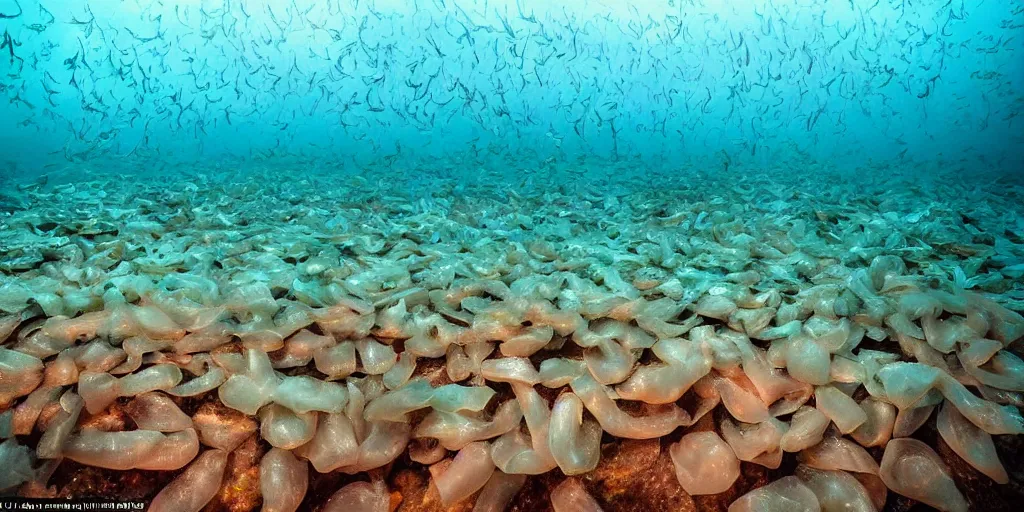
xmin=1 ymin=163 xmax=1023 ymax=511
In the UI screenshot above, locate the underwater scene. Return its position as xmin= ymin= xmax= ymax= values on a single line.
xmin=1 ymin=0 xmax=1023 ymax=510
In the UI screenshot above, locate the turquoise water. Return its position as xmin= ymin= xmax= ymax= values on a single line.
xmin=0 ymin=0 xmax=1021 ymax=180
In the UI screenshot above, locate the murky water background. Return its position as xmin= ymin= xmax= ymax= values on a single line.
xmin=0 ymin=0 xmax=1021 ymax=179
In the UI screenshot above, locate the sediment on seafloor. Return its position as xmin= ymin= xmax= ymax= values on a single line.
xmin=1 ymin=166 xmax=1023 ymax=511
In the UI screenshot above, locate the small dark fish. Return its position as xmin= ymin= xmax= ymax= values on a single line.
xmin=0 ymin=0 xmax=21 ymax=19
xmin=12 ymin=93 xmax=35 ymax=110
xmin=0 ymin=30 xmax=17 ymax=62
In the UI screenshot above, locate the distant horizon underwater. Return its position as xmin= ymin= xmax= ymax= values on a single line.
xmin=1 ymin=1 xmax=1023 ymax=512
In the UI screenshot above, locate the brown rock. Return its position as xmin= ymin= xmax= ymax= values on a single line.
xmin=203 ymin=434 xmax=263 ymax=512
